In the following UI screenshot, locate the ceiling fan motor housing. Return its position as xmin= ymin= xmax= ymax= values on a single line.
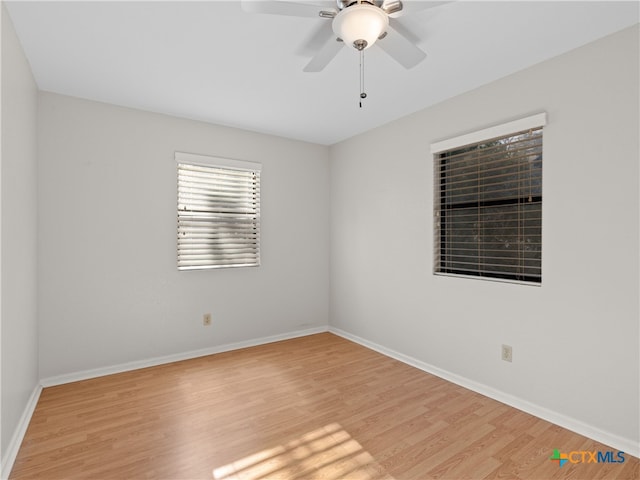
xmin=337 ymin=0 xmax=378 ymax=9
xmin=332 ymin=3 xmax=389 ymax=50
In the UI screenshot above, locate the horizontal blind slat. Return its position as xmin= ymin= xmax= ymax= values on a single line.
xmin=178 ymin=160 xmax=260 ymax=270
xmin=443 ymin=141 xmax=542 ymax=170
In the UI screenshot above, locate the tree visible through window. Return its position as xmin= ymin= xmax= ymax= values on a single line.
xmin=433 ymin=120 xmax=543 ymax=284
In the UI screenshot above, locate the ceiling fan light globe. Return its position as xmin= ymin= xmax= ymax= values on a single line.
xmin=332 ymin=4 xmax=389 ymax=51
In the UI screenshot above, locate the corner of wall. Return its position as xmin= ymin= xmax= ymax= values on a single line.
xmin=1 ymin=2 xmax=40 ymax=475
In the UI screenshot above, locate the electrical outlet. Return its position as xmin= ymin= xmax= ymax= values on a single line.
xmin=203 ymin=313 xmax=212 ymax=326
xmin=501 ymin=344 xmax=513 ymax=363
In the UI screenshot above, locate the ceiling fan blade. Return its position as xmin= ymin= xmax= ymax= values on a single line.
xmin=377 ymin=23 xmax=426 ymax=68
xmin=385 ymin=1 xmax=450 ymax=18
xmin=299 ymin=21 xmax=334 ymax=57
xmin=303 ymin=36 xmax=343 ymax=72
xmin=241 ymin=1 xmax=334 ymax=18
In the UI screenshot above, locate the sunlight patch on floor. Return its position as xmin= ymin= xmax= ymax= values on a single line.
xmin=213 ymin=423 xmax=394 ymax=480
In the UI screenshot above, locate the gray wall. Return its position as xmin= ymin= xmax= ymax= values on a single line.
xmin=0 ymin=3 xmax=39 ymax=465
xmin=329 ymin=25 xmax=639 ymax=446
xmin=37 ymin=92 xmax=330 ymax=379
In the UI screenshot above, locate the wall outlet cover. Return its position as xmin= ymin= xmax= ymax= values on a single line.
xmin=502 ymin=344 xmax=513 ymax=362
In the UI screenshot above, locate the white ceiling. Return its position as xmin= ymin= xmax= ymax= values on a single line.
xmin=5 ymin=1 xmax=639 ymax=145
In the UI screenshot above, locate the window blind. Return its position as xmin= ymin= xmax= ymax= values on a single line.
xmin=177 ymin=156 xmax=260 ymax=270
xmin=434 ymin=123 xmax=543 ymax=284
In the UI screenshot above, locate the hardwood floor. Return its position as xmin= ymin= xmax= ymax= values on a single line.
xmin=10 ymin=333 xmax=639 ymax=479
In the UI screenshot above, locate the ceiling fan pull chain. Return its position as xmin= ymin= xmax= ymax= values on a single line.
xmin=359 ymin=49 xmax=367 ymax=108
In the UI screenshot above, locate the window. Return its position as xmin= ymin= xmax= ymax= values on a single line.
xmin=176 ymin=152 xmax=261 ymax=270
xmin=432 ymin=114 xmax=545 ymax=284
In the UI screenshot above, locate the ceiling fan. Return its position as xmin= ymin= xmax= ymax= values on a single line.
xmin=242 ymin=0 xmax=437 ymax=72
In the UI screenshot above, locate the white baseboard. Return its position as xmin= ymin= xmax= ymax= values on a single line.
xmin=4 ymin=326 xmax=326 ymax=479
xmin=329 ymin=326 xmax=639 ymax=458
xmin=10 ymin=323 xmax=636 ymax=480
xmin=1 ymin=384 xmax=42 ymax=480
xmin=41 ymin=325 xmax=328 ymax=387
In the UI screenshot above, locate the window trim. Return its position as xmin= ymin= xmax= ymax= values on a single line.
xmin=431 ymin=113 xmax=546 ymax=286
xmin=431 ymin=113 xmax=547 ymax=155
xmin=176 ymin=151 xmax=261 ymax=271
xmin=175 ymin=151 xmax=262 ymax=173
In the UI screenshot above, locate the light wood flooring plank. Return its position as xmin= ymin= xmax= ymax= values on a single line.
xmin=10 ymin=333 xmax=639 ymax=479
